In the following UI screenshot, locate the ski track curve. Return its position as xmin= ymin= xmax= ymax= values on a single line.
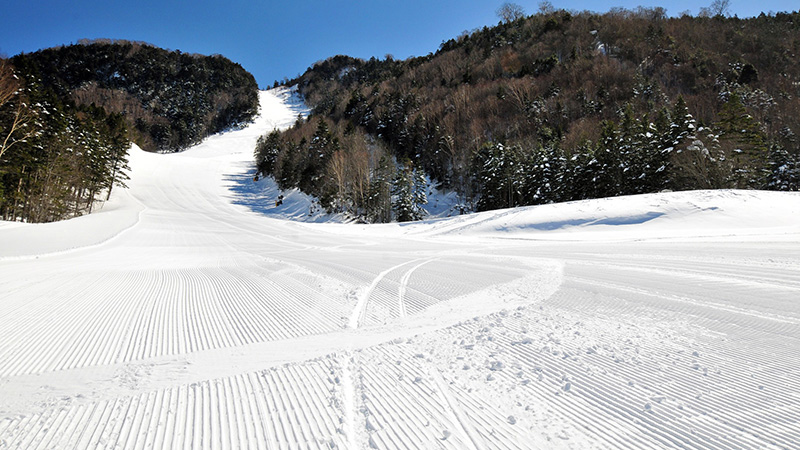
xmin=1 ymin=88 xmax=799 ymax=449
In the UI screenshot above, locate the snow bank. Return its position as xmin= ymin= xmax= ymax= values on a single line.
xmin=0 ymin=158 xmax=144 ymax=259
xmin=409 ymin=190 xmax=800 ymax=241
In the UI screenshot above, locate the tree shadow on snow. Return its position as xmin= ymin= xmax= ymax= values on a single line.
xmin=523 ymin=211 xmax=665 ymax=231
xmin=221 ymin=161 xmax=332 ymax=222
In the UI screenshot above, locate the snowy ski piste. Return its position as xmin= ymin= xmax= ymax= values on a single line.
xmin=1 ymin=88 xmax=799 ymax=449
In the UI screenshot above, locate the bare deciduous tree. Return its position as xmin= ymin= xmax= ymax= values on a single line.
xmin=496 ymin=2 xmax=525 ymax=23
xmin=0 ymin=59 xmax=18 ymax=109
xmin=699 ymin=0 xmax=730 ymax=17
xmin=538 ymin=1 xmax=555 ymax=15
xmin=0 ymin=59 xmax=37 ymax=161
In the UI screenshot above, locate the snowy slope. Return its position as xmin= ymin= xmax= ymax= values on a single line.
xmin=410 ymin=189 xmax=800 ymax=241
xmin=1 ymin=88 xmax=799 ymax=449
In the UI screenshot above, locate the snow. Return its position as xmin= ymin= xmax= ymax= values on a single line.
xmin=405 ymin=189 xmax=800 ymax=242
xmin=1 ymin=88 xmax=800 ymax=449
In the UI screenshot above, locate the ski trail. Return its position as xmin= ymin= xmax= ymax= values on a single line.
xmin=429 ymin=367 xmax=486 ymax=450
xmin=348 ymin=258 xmax=428 ymax=329
xmin=343 ymin=256 xmax=437 ymax=447
xmin=340 ymin=354 xmax=358 ymax=450
xmin=398 ymin=258 xmax=438 ymax=319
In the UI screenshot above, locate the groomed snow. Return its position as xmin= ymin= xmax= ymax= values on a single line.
xmin=1 ymin=88 xmax=799 ymax=449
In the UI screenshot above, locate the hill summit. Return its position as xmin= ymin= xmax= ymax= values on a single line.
xmin=1 ymin=40 xmax=259 ymax=222
xmin=257 ymin=7 xmax=800 ymax=222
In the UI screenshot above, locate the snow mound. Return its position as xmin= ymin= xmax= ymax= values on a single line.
xmin=411 ymin=190 xmax=800 ymax=241
xmin=0 ymin=164 xmax=144 ymax=258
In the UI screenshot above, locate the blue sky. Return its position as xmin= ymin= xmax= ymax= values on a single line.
xmin=1 ymin=1 xmax=796 ymax=87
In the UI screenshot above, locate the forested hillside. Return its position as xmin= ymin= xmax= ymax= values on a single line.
xmin=0 ymin=41 xmax=259 ymax=222
xmin=256 ymin=7 xmax=800 ymax=222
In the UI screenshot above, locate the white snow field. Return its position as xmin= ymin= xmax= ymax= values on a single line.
xmin=1 ymin=88 xmax=800 ymax=450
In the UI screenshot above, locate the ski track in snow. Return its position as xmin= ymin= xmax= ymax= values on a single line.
xmin=1 ymin=88 xmax=800 ymax=449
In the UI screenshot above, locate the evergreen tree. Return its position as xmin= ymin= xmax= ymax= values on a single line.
xmin=592 ymin=121 xmax=623 ymax=198
xmin=103 ymin=112 xmax=131 ymax=201
xmin=474 ymin=143 xmax=522 ymax=211
xmin=616 ymin=106 xmax=645 ymax=195
xmin=392 ymin=158 xmax=428 ymax=222
xmin=366 ymin=156 xmax=393 ymax=223
xmin=301 ymin=119 xmax=338 ymax=198
xmin=275 ymin=140 xmax=300 ymax=190
xmin=716 ymin=93 xmax=768 ymax=188
xmin=413 ymin=166 xmax=428 ymax=214
xmin=562 ymin=143 xmax=595 ymax=200
xmin=766 ymin=144 xmax=800 ymax=191
xmin=544 ymin=145 xmax=567 ymax=203
xmin=670 ymin=97 xmax=695 ymax=147
xmin=517 ymin=145 xmax=563 ymax=205
xmin=254 ymin=130 xmax=282 ymax=177
xmin=393 ymin=161 xmax=416 ymax=222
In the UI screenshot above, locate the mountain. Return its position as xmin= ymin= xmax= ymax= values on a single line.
xmin=12 ymin=40 xmax=259 ymax=152
xmin=0 ymin=40 xmax=259 ymax=222
xmin=257 ymin=8 xmax=800 ymax=222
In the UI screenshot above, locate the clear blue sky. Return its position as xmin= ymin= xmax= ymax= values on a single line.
xmin=1 ymin=0 xmax=796 ymax=88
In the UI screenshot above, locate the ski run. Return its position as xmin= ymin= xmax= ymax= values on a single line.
xmin=1 ymin=88 xmax=799 ymax=449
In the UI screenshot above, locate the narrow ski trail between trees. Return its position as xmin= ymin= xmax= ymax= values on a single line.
xmin=1 ymin=89 xmax=799 ymax=449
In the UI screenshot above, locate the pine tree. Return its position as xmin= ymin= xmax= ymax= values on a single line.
xmin=366 ymin=156 xmax=393 ymax=223
xmin=716 ymin=93 xmax=768 ymax=188
xmin=301 ymin=119 xmax=338 ymax=193
xmin=413 ymin=166 xmax=428 ymax=217
xmin=275 ymin=140 xmax=300 ymax=190
xmin=592 ymin=121 xmax=623 ymax=198
xmin=474 ymin=143 xmax=522 ymax=211
xmin=392 ymin=159 xmax=427 ymax=222
xmin=562 ymin=143 xmax=594 ymax=201
xmin=516 ymin=144 xmax=563 ymax=205
xmin=254 ymin=130 xmax=282 ymax=177
xmin=617 ymin=106 xmax=644 ymax=195
xmin=766 ymin=144 xmax=800 ymax=191
xmin=392 ymin=161 xmax=415 ymax=222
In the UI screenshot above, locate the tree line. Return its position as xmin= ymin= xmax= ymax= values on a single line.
xmin=258 ymin=6 xmax=800 ymax=221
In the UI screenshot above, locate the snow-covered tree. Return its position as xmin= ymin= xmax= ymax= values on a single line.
xmin=716 ymin=93 xmax=768 ymax=188
xmin=254 ymin=130 xmax=282 ymax=177
xmin=474 ymin=143 xmax=522 ymax=211
xmin=592 ymin=121 xmax=624 ymax=198
xmin=366 ymin=156 xmax=393 ymax=223
xmin=766 ymin=144 xmax=800 ymax=191
xmin=392 ymin=159 xmax=427 ymax=222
